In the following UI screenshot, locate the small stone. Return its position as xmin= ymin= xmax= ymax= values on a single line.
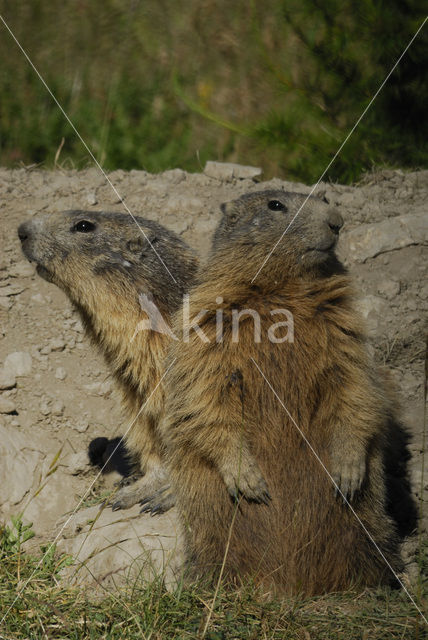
xmin=204 ymin=161 xmax=262 ymax=181
xmin=73 ymin=320 xmax=84 ymax=333
xmin=4 ymin=352 xmax=32 ymax=377
xmin=0 ymin=297 xmax=12 ymax=310
xmin=55 ymin=367 xmax=67 ymax=380
xmin=62 ymin=451 xmax=90 ymax=475
xmin=0 ymin=397 xmax=16 ymax=414
xmin=377 ymin=280 xmax=400 ymax=300
xmin=73 ymin=420 xmax=89 ymax=433
xmin=0 ymin=283 xmax=25 ymax=296
xmin=357 ymin=295 xmax=387 ymax=336
xmin=406 ymin=298 xmax=417 ymax=311
xmin=86 ymin=192 xmax=98 ymax=206
xmin=51 ymin=400 xmax=64 ymax=416
xmin=40 ymin=344 xmax=51 ymax=355
xmin=0 ymin=369 xmax=16 ymax=390
xmin=418 ymin=284 xmax=428 ymax=300
xmin=39 ymin=400 xmax=51 ymax=416
xmin=83 ymin=381 xmax=112 ymax=396
xmin=9 ymin=261 xmax=36 ymax=278
xmin=162 ymin=168 xmax=186 ymax=184
xmin=49 ymin=337 xmax=66 ymax=352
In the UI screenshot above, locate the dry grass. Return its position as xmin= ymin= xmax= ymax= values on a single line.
xmin=0 ymin=517 xmax=426 ymax=640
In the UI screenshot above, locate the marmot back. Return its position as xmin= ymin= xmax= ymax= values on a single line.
xmin=159 ymin=190 xmax=415 ymax=596
xmin=18 ymin=209 xmax=198 ymax=509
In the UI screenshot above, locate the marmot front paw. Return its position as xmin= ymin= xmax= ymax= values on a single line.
xmin=140 ymin=485 xmax=176 ymax=515
xmin=331 ymin=450 xmax=366 ymax=502
xmin=222 ymin=465 xmax=271 ymax=505
xmin=111 ymin=467 xmax=170 ymax=511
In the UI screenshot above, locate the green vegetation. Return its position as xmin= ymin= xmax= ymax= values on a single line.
xmin=0 ymin=517 xmax=427 ymax=639
xmin=0 ymin=1 xmax=426 ymax=182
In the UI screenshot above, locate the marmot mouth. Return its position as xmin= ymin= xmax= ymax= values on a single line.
xmin=306 ymin=239 xmax=337 ymax=254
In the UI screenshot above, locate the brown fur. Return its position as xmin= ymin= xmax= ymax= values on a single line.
xmin=160 ymin=190 xmax=405 ymax=596
xmin=18 ymin=209 xmax=198 ymax=509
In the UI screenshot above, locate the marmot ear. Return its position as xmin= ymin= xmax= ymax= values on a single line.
xmin=220 ymin=201 xmax=238 ymax=222
xmin=317 ymin=189 xmax=329 ymax=204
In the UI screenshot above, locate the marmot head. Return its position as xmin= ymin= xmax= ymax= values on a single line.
xmin=18 ymin=210 xmax=197 ymax=315
xmin=213 ymin=190 xmax=344 ymax=278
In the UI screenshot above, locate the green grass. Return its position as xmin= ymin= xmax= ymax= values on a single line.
xmin=0 ymin=518 xmax=427 ymax=640
xmin=0 ymin=1 xmax=427 ymax=183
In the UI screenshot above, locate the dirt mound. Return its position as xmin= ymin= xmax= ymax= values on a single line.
xmin=0 ymin=165 xmax=426 ymax=589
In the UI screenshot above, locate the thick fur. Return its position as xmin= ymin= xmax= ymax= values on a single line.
xmin=160 ymin=190 xmax=413 ymax=596
xmin=18 ymin=210 xmax=198 ymax=509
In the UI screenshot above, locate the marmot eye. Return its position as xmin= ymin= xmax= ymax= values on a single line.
xmin=268 ymin=200 xmax=287 ymax=212
xmin=73 ymin=220 xmax=96 ymax=233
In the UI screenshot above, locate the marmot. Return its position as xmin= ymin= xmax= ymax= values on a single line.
xmin=156 ymin=190 xmax=415 ymax=596
xmin=18 ymin=209 xmax=198 ymax=509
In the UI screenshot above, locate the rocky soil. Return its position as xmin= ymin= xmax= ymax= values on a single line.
xmin=0 ymin=164 xmax=426 ymax=591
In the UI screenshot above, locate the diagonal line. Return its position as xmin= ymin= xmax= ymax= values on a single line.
xmin=0 ymin=14 xmax=178 ymax=285
xmin=251 ymin=16 xmax=428 ymax=283
xmin=0 ymin=357 xmax=176 ymax=629
xmin=250 ymin=356 xmax=428 ymax=625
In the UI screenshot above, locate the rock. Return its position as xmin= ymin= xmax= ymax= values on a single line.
xmin=9 ymin=261 xmax=36 ymax=278
xmin=0 ymin=297 xmax=12 ymax=310
xmin=86 ymin=191 xmax=98 ymax=206
xmin=57 ymin=504 xmax=183 ymax=591
xmin=167 ymin=217 xmax=189 ymax=235
xmin=55 ymin=367 xmax=67 ymax=380
xmin=405 ymin=298 xmax=418 ymax=311
xmin=39 ymin=400 xmax=51 ymax=416
xmin=73 ymin=320 xmax=84 ymax=333
xmin=418 ymin=283 xmax=428 ymax=300
xmin=0 ymin=424 xmax=41 ymax=505
xmin=49 ymin=337 xmax=67 ymax=352
xmin=40 ymin=337 xmax=66 ymax=355
xmin=51 ymin=400 xmax=64 ymax=416
xmin=72 ymin=420 xmax=89 ymax=433
xmin=335 ymin=190 xmax=366 ymax=209
xmin=84 ymin=381 xmax=112 ymax=396
xmin=0 ymin=396 xmax=16 ymax=414
xmin=61 ymin=451 xmax=90 ymax=475
xmin=0 ymin=368 xmax=16 ymax=390
xmin=339 ymin=211 xmax=428 ymax=263
xmin=204 ymin=161 xmax=262 ymax=181
xmin=4 ymin=352 xmax=32 ymax=377
xmin=31 ymin=293 xmax=46 ymax=304
xmin=0 ymin=283 xmax=26 ymax=296
xmin=162 ymin=168 xmax=186 ymax=184
xmin=377 ymin=279 xmax=400 ymax=300
xmin=357 ymin=295 xmax=387 ymax=336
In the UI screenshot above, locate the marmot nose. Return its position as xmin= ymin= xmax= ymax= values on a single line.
xmin=18 ymin=222 xmax=30 ymax=242
xmin=327 ymin=210 xmax=344 ymax=235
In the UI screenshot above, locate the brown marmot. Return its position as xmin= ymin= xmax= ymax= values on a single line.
xmin=156 ymin=190 xmax=415 ymax=596
xmin=18 ymin=209 xmax=198 ymax=510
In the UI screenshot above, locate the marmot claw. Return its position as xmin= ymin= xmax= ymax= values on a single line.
xmin=226 ymin=471 xmax=271 ymax=505
xmin=332 ymin=455 xmax=366 ymax=502
xmin=139 ymin=486 xmax=176 ymax=515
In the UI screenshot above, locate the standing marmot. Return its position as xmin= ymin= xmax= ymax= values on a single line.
xmin=18 ymin=209 xmax=198 ymax=509
xmin=157 ymin=190 xmax=415 ymax=596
